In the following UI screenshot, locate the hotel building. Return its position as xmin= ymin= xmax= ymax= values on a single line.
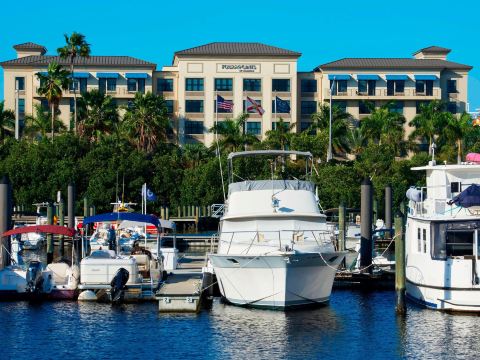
xmin=1 ymin=42 xmax=472 ymax=145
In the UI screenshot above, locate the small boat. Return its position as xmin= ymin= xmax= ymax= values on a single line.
xmin=0 ymin=225 xmax=78 ymax=301
xmin=208 ymin=150 xmax=346 ymax=309
xmin=405 ymin=155 xmax=480 ymax=311
xmin=78 ymin=212 xmax=177 ymax=302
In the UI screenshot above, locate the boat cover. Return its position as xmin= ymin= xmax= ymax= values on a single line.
xmin=118 ymin=219 xmax=175 ymax=230
xmin=229 ymin=180 xmax=314 ymax=195
xmin=2 ymin=225 xmax=76 ymax=237
xmin=448 ymin=184 xmax=480 ymax=208
xmin=83 ymin=212 xmax=161 ymax=228
xmin=466 ymin=153 xmax=480 ymax=164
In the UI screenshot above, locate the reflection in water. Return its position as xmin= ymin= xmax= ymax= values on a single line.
xmin=1 ymin=291 xmax=480 ymax=359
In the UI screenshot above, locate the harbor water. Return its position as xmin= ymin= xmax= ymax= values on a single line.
xmin=1 ymin=289 xmax=479 ymax=359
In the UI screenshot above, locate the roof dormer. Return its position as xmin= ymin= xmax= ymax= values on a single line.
xmin=413 ymin=46 xmax=451 ymax=60
xmin=13 ymin=42 xmax=47 ymax=58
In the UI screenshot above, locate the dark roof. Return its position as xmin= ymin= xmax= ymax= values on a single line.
xmin=315 ymin=58 xmax=472 ymax=71
xmin=174 ymin=42 xmax=301 ymax=57
xmin=13 ymin=42 xmax=46 ymax=52
xmin=1 ymin=55 xmax=156 ymax=68
xmin=413 ymin=46 xmax=451 ymax=55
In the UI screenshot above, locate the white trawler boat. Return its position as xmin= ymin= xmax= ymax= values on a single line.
xmin=209 ymin=150 xmax=346 ymax=309
xmin=405 ymin=154 xmax=480 ymax=311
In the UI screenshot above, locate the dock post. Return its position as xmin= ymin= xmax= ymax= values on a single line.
xmin=161 ymin=207 xmax=165 ymax=219
xmin=0 ymin=176 xmax=12 ymax=270
xmin=46 ymin=202 xmax=54 ymax=264
xmin=395 ymin=212 xmax=406 ymax=314
xmin=385 ymin=185 xmax=393 ymax=237
xmin=89 ymin=205 xmax=95 ymax=216
xmin=183 ymin=206 xmax=186 ymax=218
xmin=373 ymin=198 xmax=378 ymax=224
xmin=68 ymin=183 xmax=78 ymax=263
xmin=338 ymin=202 xmax=346 ymax=252
xmin=83 ymin=197 xmax=89 ymax=219
xmin=59 ymin=199 xmax=65 ymax=257
xmin=166 ymin=207 xmax=169 ymax=220
xmin=360 ymin=178 xmax=373 ymax=272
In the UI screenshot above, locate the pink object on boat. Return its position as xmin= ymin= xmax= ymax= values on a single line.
xmin=466 ymin=153 xmax=480 ymax=163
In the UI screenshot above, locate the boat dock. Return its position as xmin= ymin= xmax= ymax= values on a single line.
xmin=156 ymin=254 xmax=207 ymax=313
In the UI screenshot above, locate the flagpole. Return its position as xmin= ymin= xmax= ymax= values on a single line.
xmin=274 ymin=91 xmax=277 ymax=125
xmin=215 ymin=91 xmax=226 ymax=202
xmin=144 ymin=183 xmax=147 ymax=248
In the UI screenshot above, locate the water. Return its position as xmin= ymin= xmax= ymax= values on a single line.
xmin=1 ymin=290 xmax=479 ymax=360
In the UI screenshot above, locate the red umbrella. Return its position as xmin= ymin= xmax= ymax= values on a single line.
xmin=2 ymin=225 xmax=76 ymax=238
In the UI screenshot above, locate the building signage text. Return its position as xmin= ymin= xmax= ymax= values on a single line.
xmin=217 ymin=64 xmax=261 ymax=73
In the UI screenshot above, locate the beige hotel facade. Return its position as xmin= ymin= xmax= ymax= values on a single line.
xmin=1 ymin=42 xmax=472 ymax=145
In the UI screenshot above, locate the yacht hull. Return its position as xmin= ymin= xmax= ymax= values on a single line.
xmin=406 ymin=280 xmax=480 ymax=312
xmin=210 ymin=252 xmax=344 ymax=309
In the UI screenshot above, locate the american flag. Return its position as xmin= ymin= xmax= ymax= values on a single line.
xmin=217 ymin=95 xmax=233 ymax=112
xmin=246 ymin=96 xmax=265 ymax=116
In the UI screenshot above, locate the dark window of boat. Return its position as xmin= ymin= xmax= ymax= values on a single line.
xmin=417 ymin=228 xmax=422 ymax=253
xmin=451 ymin=182 xmax=460 ymax=193
xmin=423 ymin=229 xmax=427 ymax=253
xmin=446 ymin=231 xmax=473 ymax=257
xmin=431 ymin=222 xmax=480 ymax=259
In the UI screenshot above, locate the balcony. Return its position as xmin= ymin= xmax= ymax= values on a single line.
xmin=325 ymin=88 xmax=441 ymax=99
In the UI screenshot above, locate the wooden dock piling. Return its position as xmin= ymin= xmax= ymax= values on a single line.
xmin=360 ymin=178 xmax=373 ymax=272
xmin=395 ymin=212 xmax=406 ymax=314
xmin=59 ymin=199 xmax=65 ymax=257
xmin=46 ymin=203 xmax=54 ymax=264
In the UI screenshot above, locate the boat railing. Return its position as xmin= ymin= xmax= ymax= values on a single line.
xmin=410 ymin=185 xmax=469 ymax=217
xmin=218 ymin=229 xmax=334 ymax=254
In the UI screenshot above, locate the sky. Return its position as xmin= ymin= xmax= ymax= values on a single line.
xmin=0 ymin=0 xmax=479 ymax=111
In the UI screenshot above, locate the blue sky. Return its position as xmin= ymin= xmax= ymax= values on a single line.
xmin=1 ymin=0 xmax=479 ymax=111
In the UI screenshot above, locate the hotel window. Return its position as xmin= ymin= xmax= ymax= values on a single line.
xmin=185 ymin=100 xmax=203 ymax=113
xmin=272 ymin=79 xmax=290 ymax=92
xmin=301 ymin=122 xmax=315 ymax=134
xmin=272 ymin=121 xmax=290 ymax=130
xmin=246 ymin=122 xmax=261 ymax=135
xmin=301 ymin=79 xmax=317 ymax=93
xmin=301 ymin=101 xmax=317 ymax=115
xmin=447 ymin=79 xmax=457 ymax=93
xmin=185 ymin=78 xmax=204 ymax=91
xmin=447 ymin=102 xmax=457 ymax=114
xmin=215 ymin=78 xmax=233 ymax=91
xmin=15 ymin=77 xmax=25 ymax=91
xmin=18 ymin=98 xmax=25 ymax=117
xmin=243 ymin=99 xmax=262 ymax=114
xmin=69 ymin=98 xmax=75 ymax=113
xmin=272 ymin=100 xmax=290 ymax=113
xmin=165 ymin=100 xmax=174 ymax=114
xmin=185 ymin=120 xmax=204 ymax=135
xmin=157 ymin=78 xmax=173 ymax=92
xmin=415 ymin=80 xmax=433 ymax=96
xmin=333 ymin=101 xmax=347 ymax=113
xmin=99 ymin=78 xmax=116 ymax=93
xmin=330 ymin=80 xmax=347 ymax=95
xmin=128 ymin=78 xmax=145 ymax=93
xmin=416 ymin=100 xmax=430 ymax=114
xmin=40 ymin=99 xmax=49 ymax=111
xmin=387 ymin=80 xmax=405 ymax=96
xmin=388 ymin=101 xmax=404 ymax=114
xmin=70 ymin=78 xmax=87 ymax=93
xmin=358 ymin=80 xmax=376 ymax=96
xmin=359 ymin=100 xmax=374 ymax=114
xmin=243 ymin=79 xmax=261 ymax=92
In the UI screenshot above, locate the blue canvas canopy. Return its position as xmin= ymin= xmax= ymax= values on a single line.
xmin=83 ymin=212 xmax=160 ymax=228
xmin=448 ymin=184 xmax=480 ymax=208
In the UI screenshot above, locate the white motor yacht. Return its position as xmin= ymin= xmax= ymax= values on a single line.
xmin=209 ymin=150 xmax=346 ymax=309
xmin=405 ymin=156 xmax=480 ymax=311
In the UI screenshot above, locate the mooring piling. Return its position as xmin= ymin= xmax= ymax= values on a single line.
xmin=59 ymin=198 xmax=65 ymax=257
xmin=360 ymin=178 xmax=373 ymax=272
xmin=0 ymin=176 xmax=12 ymax=270
xmin=338 ymin=202 xmax=346 ymax=253
xmin=385 ymin=185 xmax=393 ymax=234
xmin=395 ymin=212 xmax=406 ymax=314
xmin=46 ymin=202 xmax=54 ymax=264
xmin=68 ymin=183 xmax=79 ymax=262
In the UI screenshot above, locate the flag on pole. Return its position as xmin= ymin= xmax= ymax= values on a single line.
xmin=216 ymin=95 xmax=233 ymax=112
xmin=141 ymin=185 xmax=157 ymax=201
xmin=246 ymin=96 xmax=265 ymax=115
xmin=275 ymin=96 xmax=291 ymax=113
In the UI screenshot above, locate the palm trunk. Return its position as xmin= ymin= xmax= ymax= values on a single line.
xmin=51 ymin=103 xmax=55 ymax=140
xmin=428 ymin=136 xmax=432 ymax=155
xmin=71 ymin=62 xmax=77 ymax=135
xmin=457 ymin=139 xmax=462 ymax=164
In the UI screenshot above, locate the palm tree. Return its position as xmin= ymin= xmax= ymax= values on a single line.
xmin=360 ymin=102 xmax=405 ymax=155
xmin=122 ymin=92 xmax=170 ymax=152
xmin=182 ymin=143 xmax=212 ymax=168
xmin=409 ymin=100 xmax=448 ymax=154
xmin=57 ymin=32 xmax=91 ymax=134
xmin=310 ymin=103 xmax=351 ymax=154
xmin=36 ymin=61 xmax=70 ymax=139
xmin=264 ymin=118 xmax=296 ymax=150
xmin=77 ymin=89 xmax=119 ymax=142
xmin=441 ymin=112 xmax=473 ymax=164
xmin=210 ymin=113 xmax=258 ymax=152
xmin=346 ymin=127 xmax=366 ymax=160
xmin=0 ymin=101 xmax=15 ymax=141
xmin=24 ymin=104 xmax=66 ymax=140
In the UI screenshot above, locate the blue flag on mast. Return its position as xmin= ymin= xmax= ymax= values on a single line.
xmin=275 ymin=96 xmax=291 ymax=113
xmin=141 ymin=185 xmax=157 ymax=201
